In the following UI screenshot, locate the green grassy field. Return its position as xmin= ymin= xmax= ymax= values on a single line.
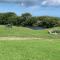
xmin=0 ymin=39 xmax=60 ymax=60
xmin=0 ymin=25 xmax=48 ymax=37
xmin=0 ymin=25 xmax=60 ymax=60
xmin=0 ymin=25 xmax=60 ymax=39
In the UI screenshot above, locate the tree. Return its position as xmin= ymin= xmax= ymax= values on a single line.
xmin=21 ymin=13 xmax=32 ymax=26
xmin=0 ymin=12 xmax=60 ymax=28
xmin=21 ymin=13 xmax=32 ymax=19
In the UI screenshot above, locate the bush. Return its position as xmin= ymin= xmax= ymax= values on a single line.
xmin=6 ymin=24 xmax=12 ymax=28
xmin=48 ymin=29 xmax=60 ymax=35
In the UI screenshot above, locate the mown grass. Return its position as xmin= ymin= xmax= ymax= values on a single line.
xmin=0 ymin=25 xmax=60 ymax=60
xmin=0 ymin=25 xmax=48 ymax=37
xmin=0 ymin=25 xmax=60 ymax=39
xmin=0 ymin=39 xmax=60 ymax=60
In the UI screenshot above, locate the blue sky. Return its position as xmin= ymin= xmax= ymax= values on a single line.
xmin=0 ymin=0 xmax=60 ymax=17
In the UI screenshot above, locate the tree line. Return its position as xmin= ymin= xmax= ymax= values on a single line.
xmin=0 ymin=12 xmax=60 ymax=28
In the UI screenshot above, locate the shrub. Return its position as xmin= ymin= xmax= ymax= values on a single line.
xmin=48 ymin=29 xmax=60 ymax=35
xmin=6 ymin=24 xmax=12 ymax=28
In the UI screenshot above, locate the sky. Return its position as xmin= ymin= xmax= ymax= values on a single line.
xmin=0 ymin=0 xmax=60 ymax=17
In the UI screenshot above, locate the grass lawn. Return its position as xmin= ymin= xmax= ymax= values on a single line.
xmin=0 ymin=25 xmax=60 ymax=60
xmin=0 ymin=25 xmax=60 ymax=39
xmin=0 ymin=39 xmax=60 ymax=60
xmin=0 ymin=25 xmax=48 ymax=37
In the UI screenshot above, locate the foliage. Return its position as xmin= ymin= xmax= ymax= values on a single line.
xmin=0 ymin=12 xmax=60 ymax=28
xmin=48 ymin=29 xmax=60 ymax=35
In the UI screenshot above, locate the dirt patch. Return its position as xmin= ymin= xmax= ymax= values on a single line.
xmin=0 ymin=37 xmax=42 ymax=40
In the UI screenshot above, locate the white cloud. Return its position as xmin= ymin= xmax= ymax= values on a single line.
xmin=0 ymin=0 xmax=60 ymax=7
xmin=41 ymin=1 xmax=47 ymax=5
xmin=20 ymin=3 xmax=24 ymax=6
xmin=42 ymin=0 xmax=60 ymax=6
